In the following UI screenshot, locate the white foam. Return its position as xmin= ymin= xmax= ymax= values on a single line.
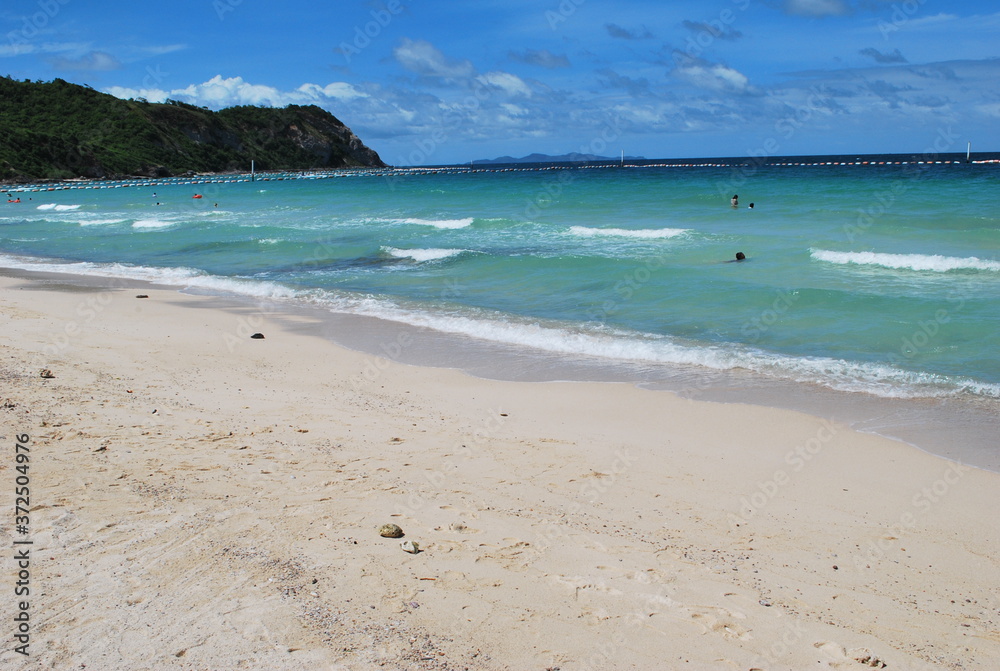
xmin=35 ymin=203 xmax=82 ymax=211
xmin=811 ymin=249 xmax=1000 ymax=273
xmin=132 ymin=219 xmax=175 ymax=229
xmin=0 ymin=253 xmax=299 ymax=300
xmin=396 ymin=217 xmax=474 ymax=229
xmin=310 ymin=296 xmax=1000 ymax=400
xmin=79 ymin=218 xmax=128 ymax=226
xmin=385 ymin=247 xmax=467 ymax=262
xmin=569 ymin=226 xmax=689 ymax=239
xmin=174 ymin=273 xmax=299 ymax=299
xmin=2 ymin=249 xmax=995 ymax=401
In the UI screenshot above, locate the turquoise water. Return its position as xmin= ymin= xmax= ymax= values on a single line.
xmin=2 ymin=160 xmax=999 ymax=404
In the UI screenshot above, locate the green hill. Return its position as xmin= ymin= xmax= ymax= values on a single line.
xmin=0 ymin=76 xmax=386 ymax=181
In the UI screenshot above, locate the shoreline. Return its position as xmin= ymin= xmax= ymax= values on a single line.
xmin=2 ymin=268 xmax=998 ymax=669
xmin=4 ymin=263 xmax=998 ymax=473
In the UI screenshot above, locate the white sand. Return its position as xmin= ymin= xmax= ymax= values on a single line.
xmin=1 ymin=272 xmax=997 ymax=670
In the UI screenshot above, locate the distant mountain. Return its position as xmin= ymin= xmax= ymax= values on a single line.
xmin=472 ymin=152 xmax=644 ymax=165
xmin=0 ymin=76 xmax=386 ymax=181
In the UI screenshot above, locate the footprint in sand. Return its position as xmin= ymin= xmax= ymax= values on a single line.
xmin=425 ymin=539 xmax=464 ymax=554
xmin=474 ymin=539 xmax=533 ymax=569
xmin=550 ymin=574 xmax=625 ymax=597
xmin=687 ymin=606 xmax=752 ymax=641
xmin=813 ymin=641 xmax=888 ymax=668
xmin=435 ymin=570 xmax=497 ymax=591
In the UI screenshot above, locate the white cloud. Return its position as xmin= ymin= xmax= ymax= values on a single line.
xmin=0 ymin=44 xmax=34 ymax=57
xmin=172 ymin=75 xmax=285 ymax=107
xmin=675 ymin=62 xmax=752 ymax=94
xmin=974 ymin=103 xmax=1000 ymax=118
xmin=50 ymin=50 xmax=122 ymax=71
xmin=0 ymin=41 xmax=90 ymax=58
xmin=500 ymin=103 xmax=528 ymax=116
xmin=393 ymin=38 xmax=475 ymax=79
xmin=105 ymin=75 xmax=369 ymax=108
xmin=296 ymin=82 xmax=367 ymax=101
xmin=906 ymin=13 xmax=960 ymax=28
xmin=613 ymin=104 xmax=667 ymax=125
xmin=476 ymin=71 xmax=532 ymax=98
xmin=105 ymin=85 xmax=168 ymax=102
xmin=131 ymin=43 xmax=188 ymax=57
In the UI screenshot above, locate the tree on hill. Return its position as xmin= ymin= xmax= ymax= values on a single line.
xmin=0 ymin=76 xmax=386 ymax=181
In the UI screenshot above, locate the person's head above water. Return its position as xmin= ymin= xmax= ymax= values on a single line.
xmin=735 ymin=252 xmax=746 ymax=261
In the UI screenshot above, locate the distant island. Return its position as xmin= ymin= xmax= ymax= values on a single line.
xmin=472 ymin=152 xmax=645 ymax=165
xmin=0 ymin=76 xmax=386 ymax=182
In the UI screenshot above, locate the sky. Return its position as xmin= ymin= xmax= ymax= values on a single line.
xmin=2 ymin=0 xmax=998 ymax=165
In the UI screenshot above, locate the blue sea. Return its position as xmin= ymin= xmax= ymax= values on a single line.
xmin=3 ymin=153 xmax=998 ymax=467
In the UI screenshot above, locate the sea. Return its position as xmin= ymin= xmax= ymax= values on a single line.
xmin=2 ymin=151 xmax=999 ymax=469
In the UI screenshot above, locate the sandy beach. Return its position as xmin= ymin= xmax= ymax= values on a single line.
xmin=1 ymin=270 xmax=998 ymax=670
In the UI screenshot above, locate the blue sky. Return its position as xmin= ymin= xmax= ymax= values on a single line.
xmin=2 ymin=0 xmax=998 ymax=165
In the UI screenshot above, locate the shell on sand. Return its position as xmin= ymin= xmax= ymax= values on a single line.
xmin=378 ymin=523 xmax=404 ymax=538
xmin=400 ymin=540 xmax=420 ymax=554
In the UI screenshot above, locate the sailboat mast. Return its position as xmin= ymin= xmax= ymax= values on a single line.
xmin=966 ymin=142 xmax=971 ymax=163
